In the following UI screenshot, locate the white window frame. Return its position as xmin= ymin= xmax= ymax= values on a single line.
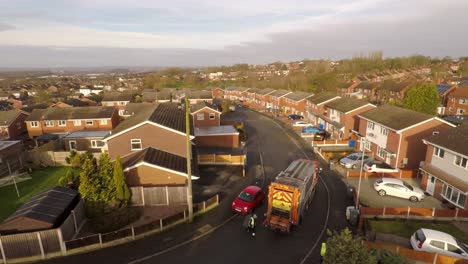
xmin=441 ymin=184 xmax=466 ymax=209
xmin=73 ymin=120 xmax=82 ymax=126
xmin=364 ymin=141 xmax=372 ymax=151
xmin=367 ymin=121 xmax=375 ymax=130
xmin=209 ymin=113 xmax=216 ymax=120
xmin=454 ymin=155 xmax=468 ymax=169
xmin=377 ymin=146 xmax=385 ymax=158
xmin=100 ymin=119 xmax=108 ymax=125
xmin=380 ymin=126 xmax=388 ymax=136
xmin=459 ymin=99 xmax=467 ymax=105
xmin=434 ymin=147 xmax=445 ymax=158
xmin=45 ymin=121 xmax=54 ymax=127
xmin=197 ymin=113 xmax=204 ymax=120
xmin=58 ymin=120 xmax=66 ymax=127
xmin=457 ymin=108 xmax=465 ymax=115
xmin=131 ymin=139 xmax=142 ymax=151
xmin=118 ymin=110 xmax=125 ymax=116
xmin=30 ymin=121 xmax=39 ymax=127
xmin=91 ymin=140 xmax=105 ymax=148
xmin=85 ymin=120 xmax=94 ymax=126
xmin=69 ymin=140 xmax=77 ymax=151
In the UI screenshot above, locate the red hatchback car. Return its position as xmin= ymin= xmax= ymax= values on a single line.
xmin=232 ymin=186 xmax=265 ymax=215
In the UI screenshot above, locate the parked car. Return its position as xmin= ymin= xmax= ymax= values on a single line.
xmin=373 ymin=177 xmax=424 ymax=202
xmin=302 ymin=126 xmax=321 ymax=134
xmin=410 ymin=228 xmax=468 ymax=259
xmin=312 ymin=130 xmax=331 ymax=141
xmin=364 ymin=161 xmax=399 ymax=173
xmin=232 ymin=186 xmax=265 ymax=215
xmin=288 ymin=114 xmax=304 ymax=120
xmin=339 ymin=153 xmax=371 ymax=169
xmin=293 ymin=121 xmax=313 ymax=127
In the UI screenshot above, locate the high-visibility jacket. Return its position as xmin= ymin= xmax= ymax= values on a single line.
xmin=320 ymin=243 xmax=327 ymax=257
xmin=248 ymin=216 xmax=256 ymax=228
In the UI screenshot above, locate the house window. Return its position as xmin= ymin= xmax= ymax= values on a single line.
xmin=119 ymin=110 xmax=125 ymax=116
xmin=58 ymin=120 xmax=66 ymax=127
xmin=457 ymin=109 xmax=465 ymax=115
xmin=377 ymin=146 xmax=385 ymax=158
xmin=367 ymin=122 xmax=375 ymax=130
xmin=73 ymin=120 xmax=82 ymax=126
xmin=91 ymin=140 xmax=105 ymax=148
xmin=85 ymin=120 xmax=93 ymax=126
xmin=380 ymin=127 xmax=388 ymax=136
xmin=459 ymin=99 xmax=467 ymax=105
xmin=69 ymin=141 xmax=77 ymax=151
xmin=100 ymin=119 xmax=108 ymax=125
xmin=441 ymin=184 xmax=467 ymax=208
xmin=454 ymin=155 xmax=468 ymax=169
xmin=45 ymin=121 xmax=54 ymax=127
xmin=434 ymin=147 xmax=445 ymax=158
xmin=131 ymin=139 xmax=142 ymax=150
xmin=209 ymin=113 xmax=216 ymax=120
xmin=118 ymin=101 xmax=127 ymax=106
xmin=364 ymin=141 xmax=372 ymax=151
xmin=197 ymin=113 xmax=204 ymax=120
xmin=30 ymin=121 xmax=39 ymax=127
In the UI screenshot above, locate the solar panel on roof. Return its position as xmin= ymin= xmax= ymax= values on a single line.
xmin=436 ymin=84 xmax=452 ymax=95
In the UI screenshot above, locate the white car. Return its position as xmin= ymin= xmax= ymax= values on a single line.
xmin=373 ymin=177 xmax=425 ymax=202
xmin=292 ymin=121 xmax=312 ymax=127
xmin=339 ymin=153 xmax=371 ymax=169
xmin=410 ymin=228 xmax=468 ymax=259
xmin=364 ymin=161 xmax=399 ymax=173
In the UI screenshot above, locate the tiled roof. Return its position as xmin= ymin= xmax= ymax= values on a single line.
xmin=142 ymin=91 xmax=172 ymax=102
xmin=185 ymin=90 xmax=212 ymax=99
xmin=449 ymin=86 xmax=468 ymax=98
xmin=359 ymin=105 xmax=432 ymax=131
xmin=307 ymin=93 xmax=339 ymax=105
xmin=269 ymin=89 xmax=291 ymax=98
xmin=233 ymin=87 xmax=250 ymax=92
xmin=424 ymin=124 xmax=468 ymax=156
xmin=26 ymin=106 xmax=115 ymax=121
xmin=246 ymin=88 xmax=262 ymax=94
xmin=256 ymin=88 xmax=275 ymax=95
xmin=0 ymin=110 xmax=22 ymax=126
xmin=378 ymin=80 xmax=414 ymax=92
xmin=102 ymin=93 xmax=133 ymax=102
xmin=284 ymin=91 xmax=313 ymax=101
xmin=190 ymin=102 xmax=219 ymax=113
xmin=354 ymin=82 xmax=379 ymax=90
xmin=325 ymin=98 xmax=370 ymax=113
xmin=121 ymin=147 xmax=198 ymax=176
xmin=123 ymin=103 xmax=156 ymax=116
xmin=61 ymin=98 xmax=90 ymax=107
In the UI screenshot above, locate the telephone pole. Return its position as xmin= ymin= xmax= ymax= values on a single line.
xmin=185 ymin=97 xmax=194 ymax=222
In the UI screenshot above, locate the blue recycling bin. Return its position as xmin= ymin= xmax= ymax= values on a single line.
xmin=349 ymin=140 xmax=355 ymax=148
xmin=319 ymin=124 xmax=324 ymax=130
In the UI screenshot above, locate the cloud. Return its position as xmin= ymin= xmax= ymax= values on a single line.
xmin=0 ymin=22 xmax=15 ymax=31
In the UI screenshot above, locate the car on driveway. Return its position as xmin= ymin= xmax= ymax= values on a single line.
xmin=301 ymin=126 xmax=321 ymax=134
xmin=288 ymin=114 xmax=304 ymax=120
xmin=410 ymin=228 xmax=468 ymax=259
xmin=364 ymin=160 xmax=399 ymax=173
xmin=339 ymin=153 xmax=371 ymax=169
xmin=373 ymin=177 xmax=424 ymax=202
xmin=232 ymin=186 xmax=265 ymax=215
xmin=293 ymin=121 xmax=313 ymax=127
xmin=312 ymin=130 xmax=331 ymax=141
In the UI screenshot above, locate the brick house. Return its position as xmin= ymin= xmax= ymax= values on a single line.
xmin=322 ymin=98 xmax=375 ymax=139
xmin=280 ymin=91 xmax=314 ymax=116
xmin=254 ymin=88 xmax=275 ymax=111
xmin=353 ymin=82 xmax=380 ymax=100
xmin=0 ymin=141 xmax=23 ymax=176
xmin=419 ymin=124 xmax=468 ymax=209
xmin=356 ymin=105 xmax=455 ymax=169
xmin=305 ymin=93 xmax=340 ymax=125
xmin=25 ymin=106 xmax=119 ymax=138
xmin=224 ymin=87 xmax=250 ymax=101
xmin=194 ymin=126 xmax=240 ymax=148
xmin=211 ymin=87 xmax=224 ymax=99
xmin=445 ymin=86 xmax=468 ymax=116
xmin=267 ymin=89 xmax=292 ymax=113
xmin=101 ymin=93 xmax=133 ymax=116
xmin=376 ymin=80 xmax=415 ymax=103
xmin=62 ymin=131 xmax=110 ymax=153
xmin=177 ymin=90 xmax=213 ymax=105
xmin=243 ymin=88 xmax=262 ymax=108
xmin=0 ymin=110 xmax=29 ymax=140
xmin=190 ymin=102 xmax=221 ymax=127
xmin=336 ymin=81 xmax=359 ymax=97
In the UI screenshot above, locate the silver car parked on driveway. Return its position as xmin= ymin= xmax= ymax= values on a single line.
xmin=339 ymin=152 xmax=371 ymax=169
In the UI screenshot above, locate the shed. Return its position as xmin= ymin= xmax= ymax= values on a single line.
xmin=0 ymin=187 xmax=79 ymax=235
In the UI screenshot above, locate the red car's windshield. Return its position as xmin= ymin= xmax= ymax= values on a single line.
xmin=238 ymin=191 xmax=254 ymax=202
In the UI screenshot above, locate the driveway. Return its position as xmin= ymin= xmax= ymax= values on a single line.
xmin=346 ymin=177 xmax=443 ymax=209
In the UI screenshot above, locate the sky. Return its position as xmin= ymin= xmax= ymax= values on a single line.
xmin=0 ymin=0 xmax=467 ymax=68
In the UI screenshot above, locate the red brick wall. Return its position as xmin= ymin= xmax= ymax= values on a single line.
xmin=425 ymin=145 xmax=434 ymax=164
xmin=195 ymin=134 xmax=239 ymax=148
xmin=192 ymin=109 xmax=220 ymax=127
xmin=212 ymin=88 xmax=224 ymax=99
xmin=3 ymin=112 xmax=28 ymax=139
xmin=446 ymin=95 xmax=468 ymax=115
xmin=342 ymin=105 xmax=375 ymax=139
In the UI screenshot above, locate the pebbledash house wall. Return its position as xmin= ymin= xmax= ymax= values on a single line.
xmin=192 ymin=109 xmax=220 ymax=127
xmin=125 ymin=164 xmax=187 ymax=187
xmin=106 ymin=123 xmax=188 ymax=159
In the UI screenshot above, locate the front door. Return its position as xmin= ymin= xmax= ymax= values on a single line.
xmin=426 ymin=175 xmax=436 ymax=195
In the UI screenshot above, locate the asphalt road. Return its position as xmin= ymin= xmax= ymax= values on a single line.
xmin=40 ymin=109 xmax=352 ymax=264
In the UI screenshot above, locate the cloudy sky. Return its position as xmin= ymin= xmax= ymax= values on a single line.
xmin=0 ymin=0 xmax=467 ymax=68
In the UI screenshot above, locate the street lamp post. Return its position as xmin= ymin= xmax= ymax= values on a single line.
xmin=355 ymin=137 xmax=366 ymax=209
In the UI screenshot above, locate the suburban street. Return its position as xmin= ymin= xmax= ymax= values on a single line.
xmin=40 ymin=108 xmax=352 ymax=264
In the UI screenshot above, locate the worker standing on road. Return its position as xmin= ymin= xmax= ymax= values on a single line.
xmin=320 ymin=242 xmax=326 ymax=263
xmin=248 ymin=214 xmax=257 ymax=236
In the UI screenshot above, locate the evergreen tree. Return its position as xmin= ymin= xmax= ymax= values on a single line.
xmin=403 ymin=83 xmax=440 ymax=115
xmin=98 ymin=152 xmax=114 ymax=201
xmin=324 ymin=228 xmax=377 ymax=264
xmin=78 ymin=155 xmax=100 ymax=202
xmin=112 ymin=156 xmax=130 ymax=205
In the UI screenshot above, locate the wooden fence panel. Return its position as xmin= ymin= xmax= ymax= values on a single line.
xmin=130 ymin=187 xmax=143 ymax=205
xmin=1 ymin=232 xmax=42 ymax=259
xmin=385 ymin=207 xmax=408 ymax=216
xmin=398 ymin=247 xmax=435 ymax=263
xmin=167 ymin=186 xmax=187 ymax=204
xmin=408 ymin=208 xmax=433 ymax=217
xmin=436 ymin=254 xmax=467 ymax=264
xmin=361 ymin=207 xmax=384 ymax=215
xmin=456 ymin=210 xmax=468 ymax=218
xmin=434 ymin=209 xmax=456 ymax=218
xmin=39 ymin=230 xmax=61 ymax=255
xmin=60 ymin=214 xmax=76 ymax=241
xmin=144 ymin=187 xmax=168 ymax=205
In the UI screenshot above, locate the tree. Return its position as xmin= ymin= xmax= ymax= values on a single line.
xmin=58 ymin=169 xmax=79 ymax=189
xmin=98 ymin=152 xmax=114 ymax=202
xmin=78 ymin=155 xmax=100 ymax=202
xmin=324 ymin=228 xmax=377 ymax=264
xmin=403 ymin=83 xmax=440 ymax=115
xmin=112 ymin=156 xmax=130 ymax=205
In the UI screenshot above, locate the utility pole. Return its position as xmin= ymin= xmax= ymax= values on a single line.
xmin=185 ymin=97 xmax=194 ymax=222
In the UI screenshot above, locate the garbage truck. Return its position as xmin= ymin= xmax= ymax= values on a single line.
xmin=265 ymin=159 xmax=320 ymax=233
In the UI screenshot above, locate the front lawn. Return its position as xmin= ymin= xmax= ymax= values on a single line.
xmin=369 ymin=220 xmax=468 ymax=244
xmin=0 ymin=166 xmax=70 ymax=222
